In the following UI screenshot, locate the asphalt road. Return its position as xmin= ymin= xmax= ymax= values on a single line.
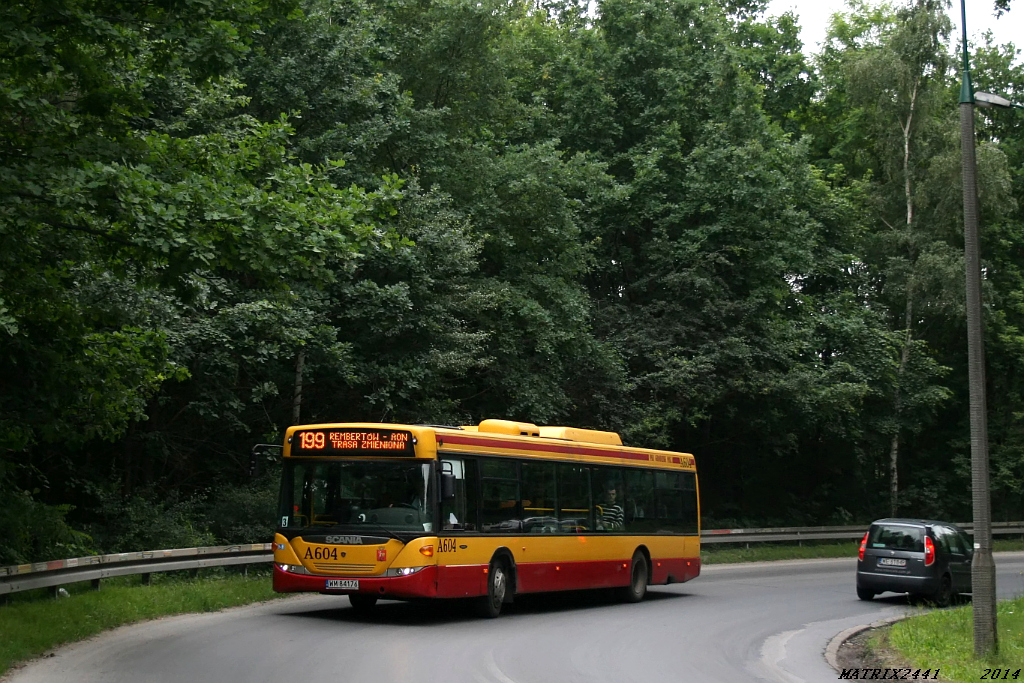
xmin=8 ymin=552 xmax=1024 ymax=683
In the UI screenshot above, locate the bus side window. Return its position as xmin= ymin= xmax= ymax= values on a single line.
xmin=591 ymin=467 xmax=625 ymax=532
xmin=556 ymin=463 xmax=592 ymax=532
xmin=680 ymin=471 xmax=698 ymax=535
xmin=624 ymin=469 xmax=657 ymax=533
xmin=655 ymin=471 xmax=686 ymax=534
xmin=480 ymin=459 xmax=519 ymax=532
xmin=440 ymin=458 xmax=479 ymax=531
xmin=522 ymin=462 xmax=556 ymax=533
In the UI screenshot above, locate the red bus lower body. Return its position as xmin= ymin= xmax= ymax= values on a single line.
xmin=273 ymin=557 xmax=700 ymax=600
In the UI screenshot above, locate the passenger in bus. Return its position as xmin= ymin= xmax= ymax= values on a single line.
xmin=597 ymin=486 xmax=624 ymax=531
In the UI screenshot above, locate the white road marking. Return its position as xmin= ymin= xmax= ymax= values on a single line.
xmin=757 ymin=629 xmax=806 ymax=683
xmin=472 ymin=648 xmax=519 ymax=683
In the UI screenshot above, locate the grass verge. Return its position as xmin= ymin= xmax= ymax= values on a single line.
xmin=702 ymin=541 xmax=860 ymax=564
xmin=870 ymin=595 xmax=1024 ymax=682
xmin=0 ymin=571 xmax=283 ymax=677
xmin=701 ymin=538 xmax=1024 ymax=565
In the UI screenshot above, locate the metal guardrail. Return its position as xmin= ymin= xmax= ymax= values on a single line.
xmin=2 ymin=522 xmax=1022 ymax=598
xmin=0 ymin=544 xmax=272 ymax=598
xmin=699 ymin=521 xmax=1024 ymax=545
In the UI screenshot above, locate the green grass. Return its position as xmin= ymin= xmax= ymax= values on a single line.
xmin=0 ymin=571 xmax=284 ymax=677
xmin=702 ymin=540 xmax=861 ymax=564
xmin=873 ymin=595 xmax=1024 ymax=682
xmin=701 ymin=538 xmax=1024 ymax=565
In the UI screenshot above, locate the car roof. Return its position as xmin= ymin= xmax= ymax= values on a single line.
xmin=870 ymin=518 xmax=966 ymax=530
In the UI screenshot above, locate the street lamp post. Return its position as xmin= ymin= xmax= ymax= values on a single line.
xmin=958 ymin=0 xmax=997 ymax=657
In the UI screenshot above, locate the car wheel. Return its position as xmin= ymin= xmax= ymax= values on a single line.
xmin=618 ymin=551 xmax=649 ymax=603
xmin=349 ymin=594 xmax=378 ymax=612
xmin=856 ymin=586 xmax=875 ymax=601
xmin=478 ymin=558 xmax=509 ymax=618
xmin=932 ymin=575 xmax=953 ymax=608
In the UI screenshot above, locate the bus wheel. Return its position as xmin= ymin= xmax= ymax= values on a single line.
xmin=478 ymin=559 xmax=509 ymax=618
xmin=619 ymin=551 xmax=648 ymax=603
xmin=349 ymin=594 xmax=378 ymax=612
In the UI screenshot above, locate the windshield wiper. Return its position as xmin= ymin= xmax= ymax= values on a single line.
xmin=356 ymin=519 xmax=405 ymax=543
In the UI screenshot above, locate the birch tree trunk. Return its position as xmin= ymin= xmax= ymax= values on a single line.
xmin=889 ymin=77 xmax=919 ymax=517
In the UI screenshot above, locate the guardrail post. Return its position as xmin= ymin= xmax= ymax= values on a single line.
xmin=142 ymin=573 xmax=151 ymax=586
xmin=91 ymin=579 xmax=101 ymax=591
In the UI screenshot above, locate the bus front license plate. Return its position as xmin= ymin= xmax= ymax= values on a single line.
xmin=326 ymin=579 xmax=359 ymax=590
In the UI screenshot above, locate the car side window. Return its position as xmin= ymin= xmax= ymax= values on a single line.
xmin=959 ymin=530 xmax=974 ymax=555
xmin=942 ymin=526 xmax=964 ymax=555
xmin=930 ymin=527 xmax=950 ymax=554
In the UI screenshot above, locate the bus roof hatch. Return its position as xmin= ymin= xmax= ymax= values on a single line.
xmin=538 ymin=426 xmax=622 ymax=446
xmin=476 ymin=419 xmax=541 ymax=437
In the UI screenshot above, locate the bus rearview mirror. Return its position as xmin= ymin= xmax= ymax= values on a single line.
xmin=441 ymin=473 xmax=456 ymax=500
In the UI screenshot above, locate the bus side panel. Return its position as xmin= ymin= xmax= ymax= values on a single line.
xmin=436 ymin=564 xmax=488 ymax=598
xmin=432 ymin=534 xmax=702 ymax=596
xmin=649 ymin=557 xmax=700 ymax=584
xmin=517 ymin=559 xmax=630 ymax=593
xmin=647 ymin=535 xmax=700 ymax=584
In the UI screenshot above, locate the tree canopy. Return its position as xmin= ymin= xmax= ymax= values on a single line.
xmin=2 ymin=0 xmax=1022 ymax=562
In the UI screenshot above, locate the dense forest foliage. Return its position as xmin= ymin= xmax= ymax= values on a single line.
xmin=1 ymin=0 xmax=1022 ymax=563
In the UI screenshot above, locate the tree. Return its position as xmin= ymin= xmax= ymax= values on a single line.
xmin=813 ymin=0 xmax=957 ymax=515
xmin=0 ymin=0 xmax=406 ymax=549
xmin=524 ymin=0 xmax=897 ymax=521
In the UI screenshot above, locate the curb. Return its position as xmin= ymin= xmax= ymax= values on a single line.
xmin=824 ymin=614 xmax=909 ymax=672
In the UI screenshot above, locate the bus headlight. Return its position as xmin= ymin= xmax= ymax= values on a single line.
xmin=276 ymin=563 xmax=310 ymax=575
xmin=385 ymin=566 xmax=427 ymax=577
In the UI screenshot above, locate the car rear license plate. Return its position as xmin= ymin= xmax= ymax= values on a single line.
xmin=326 ymin=579 xmax=359 ymax=590
xmin=878 ymin=558 xmax=906 ymax=567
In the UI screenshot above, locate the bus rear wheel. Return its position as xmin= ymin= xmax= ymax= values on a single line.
xmin=349 ymin=594 xmax=378 ymax=612
xmin=619 ymin=551 xmax=648 ymax=603
xmin=478 ymin=559 xmax=510 ymax=618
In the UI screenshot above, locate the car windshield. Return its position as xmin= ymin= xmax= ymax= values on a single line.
xmin=279 ymin=461 xmax=433 ymax=533
xmin=868 ymin=524 xmax=924 ymax=552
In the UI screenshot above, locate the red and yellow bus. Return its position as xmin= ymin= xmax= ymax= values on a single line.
xmin=272 ymin=419 xmax=700 ymax=616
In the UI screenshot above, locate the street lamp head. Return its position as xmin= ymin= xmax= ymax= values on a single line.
xmin=974 ymin=91 xmax=1014 ymax=109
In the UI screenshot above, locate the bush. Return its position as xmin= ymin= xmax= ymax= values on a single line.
xmin=205 ymin=480 xmax=278 ymax=545
xmin=0 ymin=487 xmax=95 ymax=565
xmin=86 ymin=490 xmax=214 ymax=553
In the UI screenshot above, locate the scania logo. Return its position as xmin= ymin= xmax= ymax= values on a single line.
xmin=324 ymin=535 xmax=362 ymax=545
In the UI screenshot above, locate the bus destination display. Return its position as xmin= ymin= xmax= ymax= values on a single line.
xmin=292 ymin=428 xmax=416 ymax=456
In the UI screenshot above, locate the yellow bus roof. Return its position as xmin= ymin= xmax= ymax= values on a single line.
xmin=283 ymin=420 xmax=696 ymax=470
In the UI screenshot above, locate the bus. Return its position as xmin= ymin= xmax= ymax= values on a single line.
xmin=272 ymin=419 xmax=700 ymax=617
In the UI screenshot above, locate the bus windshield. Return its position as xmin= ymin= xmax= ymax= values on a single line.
xmin=279 ymin=461 xmax=434 ymax=533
